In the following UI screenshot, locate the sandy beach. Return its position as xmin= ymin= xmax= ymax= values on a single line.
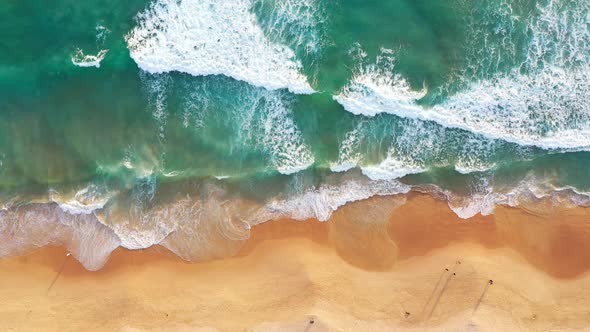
xmin=2 ymin=194 xmax=590 ymax=331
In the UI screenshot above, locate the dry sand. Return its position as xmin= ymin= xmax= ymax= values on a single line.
xmin=2 ymin=194 xmax=590 ymax=331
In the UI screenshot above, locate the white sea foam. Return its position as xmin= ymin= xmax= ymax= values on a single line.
xmin=140 ymin=72 xmax=172 ymax=141
xmin=330 ymin=162 xmax=358 ymax=173
xmin=333 ymin=48 xmax=427 ymax=117
xmin=330 ymin=122 xmax=364 ymax=173
xmin=126 ymin=0 xmax=314 ymax=94
xmin=0 ymin=204 xmax=120 ymax=270
xmin=258 ymin=178 xmax=410 ymax=222
xmin=160 ymin=194 xmax=252 ymax=261
xmin=255 ymin=0 xmax=325 ymax=55
xmin=179 ymin=78 xmax=315 ymax=175
xmin=71 ymin=24 xmax=111 ymax=68
xmin=137 ymin=73 xmax=315 ymax=176
xmin=102 ymin=185 xmax=173 ymax=250
xmin=361 ymin=157 xmax=425 ymax=181
xmin=49 ymin=184 xmax=114 ymax=215
xmin=453 ymin=163 xmax=495 ymax=175
xmin=336 ymin=64 xmax=590 ymax=151
xmin=4 ymin=175 xmax=589 ymax=269
xmin=453 ymin=136 xmax=500 ymax=174
xmin=440 ymin=174 xmax=590 ymax=219
xmin=92 ymin=179 xmax=403 ymax=257
xmin=255 ymin=92 xmax=315 ymax=174
xmin=98 ymin=186 xmax=253 ymax=256
xmin=56 ymin=200 xmax=107 ymax=215
xmin=431 ymin=66 xmax=590 ymax=150
xmin=71 ymin=48 xmax=108 ymax=68
xmin=357 ymin=119 xmax=439 ymax=180
xmin=331 ymin=115 xmax=509 ymax=180
xmin=335 ymin=2 xmax=590 ymax=151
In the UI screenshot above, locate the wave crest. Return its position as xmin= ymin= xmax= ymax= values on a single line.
xmin=126 ymin=0 xmax=314 ymax=94
xmin=334 ymin=1 xmax=590 ymax=151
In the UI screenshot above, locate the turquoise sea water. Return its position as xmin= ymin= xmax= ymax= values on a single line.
xmin=1 ymin=0 xmax=590 ymax=269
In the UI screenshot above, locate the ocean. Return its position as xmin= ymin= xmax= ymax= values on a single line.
xmin=1 ymin=0 xmax=589 ymax=270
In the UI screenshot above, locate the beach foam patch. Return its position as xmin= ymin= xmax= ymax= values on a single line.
xmin=71 ymin=49 xmax=108 ymax=68
xmin=71 ymin=25 xmax=111 ymax=68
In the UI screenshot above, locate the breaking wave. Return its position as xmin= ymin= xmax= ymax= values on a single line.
xmin=331 ymin=116 xmax=533 ymax=181
xmin=334 ymin=0 xmax=590 ymax=151
xmin=126 ymin=0 xmax=316 ymax=94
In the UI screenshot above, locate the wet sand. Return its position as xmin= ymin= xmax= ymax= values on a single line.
xmin=2 ymin=194 xmax=590 ymax=331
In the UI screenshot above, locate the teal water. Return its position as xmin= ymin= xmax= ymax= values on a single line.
xmin=1 ymin=0 xmax=590 ymax=269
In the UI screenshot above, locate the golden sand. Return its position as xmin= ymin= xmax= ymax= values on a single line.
xmin=2 ymin=194 xmax=590 ymax=331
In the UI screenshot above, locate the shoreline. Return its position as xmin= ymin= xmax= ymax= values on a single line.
xmin=2 ymin=194 xmax=590 ymax=330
